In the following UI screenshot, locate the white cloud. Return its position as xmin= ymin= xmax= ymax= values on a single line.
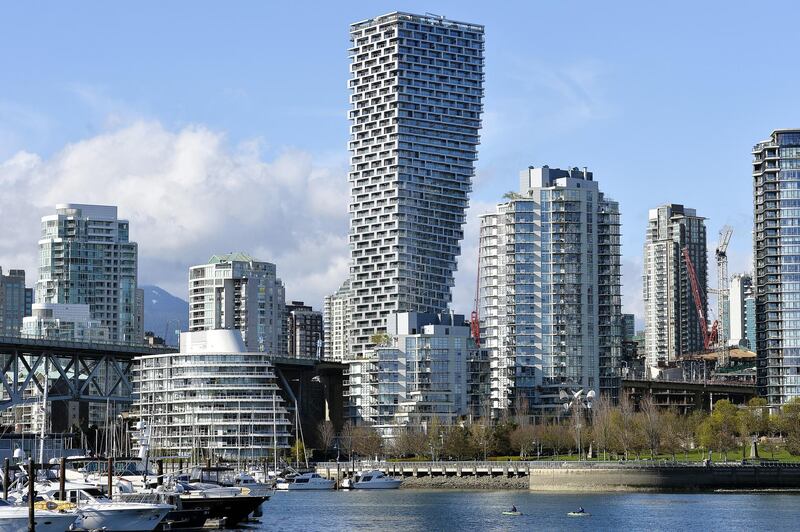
xmin=0 ymin=121 xmax=350 ymax=308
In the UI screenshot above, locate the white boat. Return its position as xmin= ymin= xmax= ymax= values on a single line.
xmin=348 ymin=470 xmax=402 ymax=490
xmin=27 ymin=480 xmax=173 ymax=531
xmin=275 ymin=472 xmax=335 ymax=490
xmin=0 ymin=499 xmax=78 ymax=532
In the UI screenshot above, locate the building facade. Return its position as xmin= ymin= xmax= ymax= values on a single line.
xmin=21 ymin=303 xmax=110 ymax=341
xmin=135 ymin=329 xmax=292 ymax=462
xmin=0 ymin=268 xmax=27 ymax=336
xmin=323 ymin=280 xmax=351 ymax=361
xmin=286 ymin=301 xmax=324 ymax=359
xmin=188 ymin=253 xmax=286 ymax=354
xmin=479 ymin=166 xmax=622 ymax=413
xmin=343 ymin=312 xmax=477 ymax=436
xmin=347 ymin=12 xmax=485 ymax=356
xmin=35 ymin=204 xmax=141 ymax=343
xmin=753 ymin=129 xmax=800 ymax=405
xmin=621 ymin=313 xmax=636 ymax=340
xmin=643 ymin=204 xmax=708 ymax=367
xmin=729 ymin=273 xmax=754 ymax=349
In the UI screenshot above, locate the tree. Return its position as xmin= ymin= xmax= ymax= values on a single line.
xmin=425 ymin=417 xmax=443 ymax=460
xmin=339 ymin=421 xmax=355 ymax=459
xmin=352 ymin=425 xmax=383 ymax=459
xmin=638 ymin=396 xmax=663 ymax=458
xmin=610 ymin=393 xmax=636 ymax=459
xmin=591 ymin=395 xmax=614 ymax=460
xmin=317 ymin=420 xmax=336 ymax=457
xmin=777 ymin=398 xmax=800 ymax=455
xmin=392 ymin=427 xmax=427 ymax=458
xmin=660 ymin=410 xmax=682 ymax=460
xmin=442 ymin=425 xmax=477 ymax=460
xmin=509 ymin=425 xmax=536 ymax=459
xmin=675 ymin=410 xmax=705 ymax=461
xmin=697 ymin=400 xmax=739 ymax=461
xmin=738 ymin=397 xmax=770 ymax=458
xmin=290 ymin=440 xmax=307 ymax=465
xmin=469 ymin=419 xmax=495 ymax=460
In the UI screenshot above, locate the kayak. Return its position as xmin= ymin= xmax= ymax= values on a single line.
xmin=568 ymin=512 xmax=590 ymax=517
xmin=502 ymin=511 xmax=522 ymax=516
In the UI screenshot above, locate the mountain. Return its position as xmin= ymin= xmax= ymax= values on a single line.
xmin=141 ymin=285 xmax=189 ymax=345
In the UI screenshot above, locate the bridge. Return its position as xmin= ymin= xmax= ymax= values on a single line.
xmin=0 ymin=335 xmax=173 ymax=410
xmin=0 ymin=335 xmax=344 ymax=440
xmin=622 ymin=378 xmax=756 ymax=413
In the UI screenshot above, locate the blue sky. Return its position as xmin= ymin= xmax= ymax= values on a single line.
xmin=2 ymin=1 xmax=799 ymax=326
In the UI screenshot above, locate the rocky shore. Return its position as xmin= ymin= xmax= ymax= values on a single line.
xmin=398 ymin=475 xmax=529 ymax=490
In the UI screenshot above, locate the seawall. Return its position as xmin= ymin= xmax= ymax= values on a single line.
xmin=529 ymin=464 xmax=800 ymax=492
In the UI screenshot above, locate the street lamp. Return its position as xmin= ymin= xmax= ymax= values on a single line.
xmin=560 ymin=389 xmax=595 ymax=461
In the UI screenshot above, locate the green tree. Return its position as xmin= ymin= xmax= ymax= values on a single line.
xmin=609 ymin=393 xmax=636 ymax=459
xmin=442 ymin=424 xmax=477 ymax=460
xmin=698 ymin=400 xmax=740 ymax=461
xmin=290 ymin=440 xmax=307 ymax=465
xmin=777 ymin=398 xmax=800 ymax=455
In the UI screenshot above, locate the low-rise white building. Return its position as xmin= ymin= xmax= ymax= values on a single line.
xmin=21 ymin=303 xmax=109 ymax=342
xmin=135 ymin=329 xmax=292 ymax=463
xmin=344 ymin=312 xmax=478 ymax=439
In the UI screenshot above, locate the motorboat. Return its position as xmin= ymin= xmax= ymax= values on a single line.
xmin=176 ymin=481 xmax=268 ymax=529
xmin=275 ymin=472 xmax=335 ymax=490
xmin=55 ymin=456 xmax=160 ymax=490
xmin=190 ymin=466 xmax=274 ymax=497
xmin=116 ymin=490 xmax=209 ymax=530
xmin=0 ymin=498 xmax=78 ymax=532
xmin=344 ymin=470 xmax=402 ymax=490
xmin=22 ymin=480 xmax=173 ymax=531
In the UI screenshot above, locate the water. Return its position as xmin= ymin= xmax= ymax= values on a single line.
xmin=243 ymin=490 xmax=800 ymax=531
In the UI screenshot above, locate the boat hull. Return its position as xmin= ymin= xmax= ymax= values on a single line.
xmin=0 ymin=510 xmax=77 ymax=532
xmin=276 ymin=481 xmax=335 ymax=490
xmin=75 ymin=503 xmax=172 ymax=531
xmin=180 ymin=495 xmax=267 ymax=528
xmin=353 ymin=480 xmax=402 ymax=489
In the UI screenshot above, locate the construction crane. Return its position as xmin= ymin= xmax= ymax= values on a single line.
xmin=682 ymin=247 xmax=717 ymax=351
xmin=715 ymin=225 xmax=733 ymax=367
xmin=470 ymin=238 xmax=481 ymax=347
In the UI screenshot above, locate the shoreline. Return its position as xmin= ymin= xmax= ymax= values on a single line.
xmin=397 ymin=475 xmax=529 ymax=490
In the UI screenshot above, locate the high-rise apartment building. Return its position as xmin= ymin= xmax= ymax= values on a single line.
xmin=479 ymin=166 xmax=622 ymax=413
xmin=621 ymin=313 xmax=636 ymax=340
xmin=188 ymin=253 xmax=285 ymax=353
xmin=323 ymin=279 xmax=351 ymax=361
xmin=729 ymin=273 xmax=753 ymax=348
xmin=753 ymin=129 xmax=800 ymax=405
xmin=36 ymin=204 xmax=141 ymax=343
xmin=0 ymin=268 xmax=27 ymax=336
xmin=643 ymin=204 xmax=707 ymax=367
xmin=286 ymin=301 xmax=324 ymax=359
xmin=347 ymin=12 xmax=484 ymax=356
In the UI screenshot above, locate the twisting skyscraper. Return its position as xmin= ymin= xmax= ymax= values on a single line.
xmin=347 ymin=12 xmax=484 ymax=356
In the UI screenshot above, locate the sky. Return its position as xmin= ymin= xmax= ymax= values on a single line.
xmin=2 ymin=0 xmax=800 ymax=328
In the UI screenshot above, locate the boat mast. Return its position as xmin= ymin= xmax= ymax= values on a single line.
xmin=38 ymin=358 xmax=49 ymax=468
xmin=272 ymin=388 xmax=277 ymax=474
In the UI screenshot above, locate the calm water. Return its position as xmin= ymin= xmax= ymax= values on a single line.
xmin=242 ymin=490 xmax=800 ymax=531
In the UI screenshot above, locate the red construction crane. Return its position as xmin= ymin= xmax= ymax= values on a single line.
xmin=470 ymin=240 xmax=481 ymax=347
xmin=682 ymin=246 xmax=717 ymax=351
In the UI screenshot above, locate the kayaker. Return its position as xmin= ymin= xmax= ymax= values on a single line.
xmin=511 ymin=505 xmax=517 ymax=513
xmin=577 ymin=507 xmax=584 ymax=514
